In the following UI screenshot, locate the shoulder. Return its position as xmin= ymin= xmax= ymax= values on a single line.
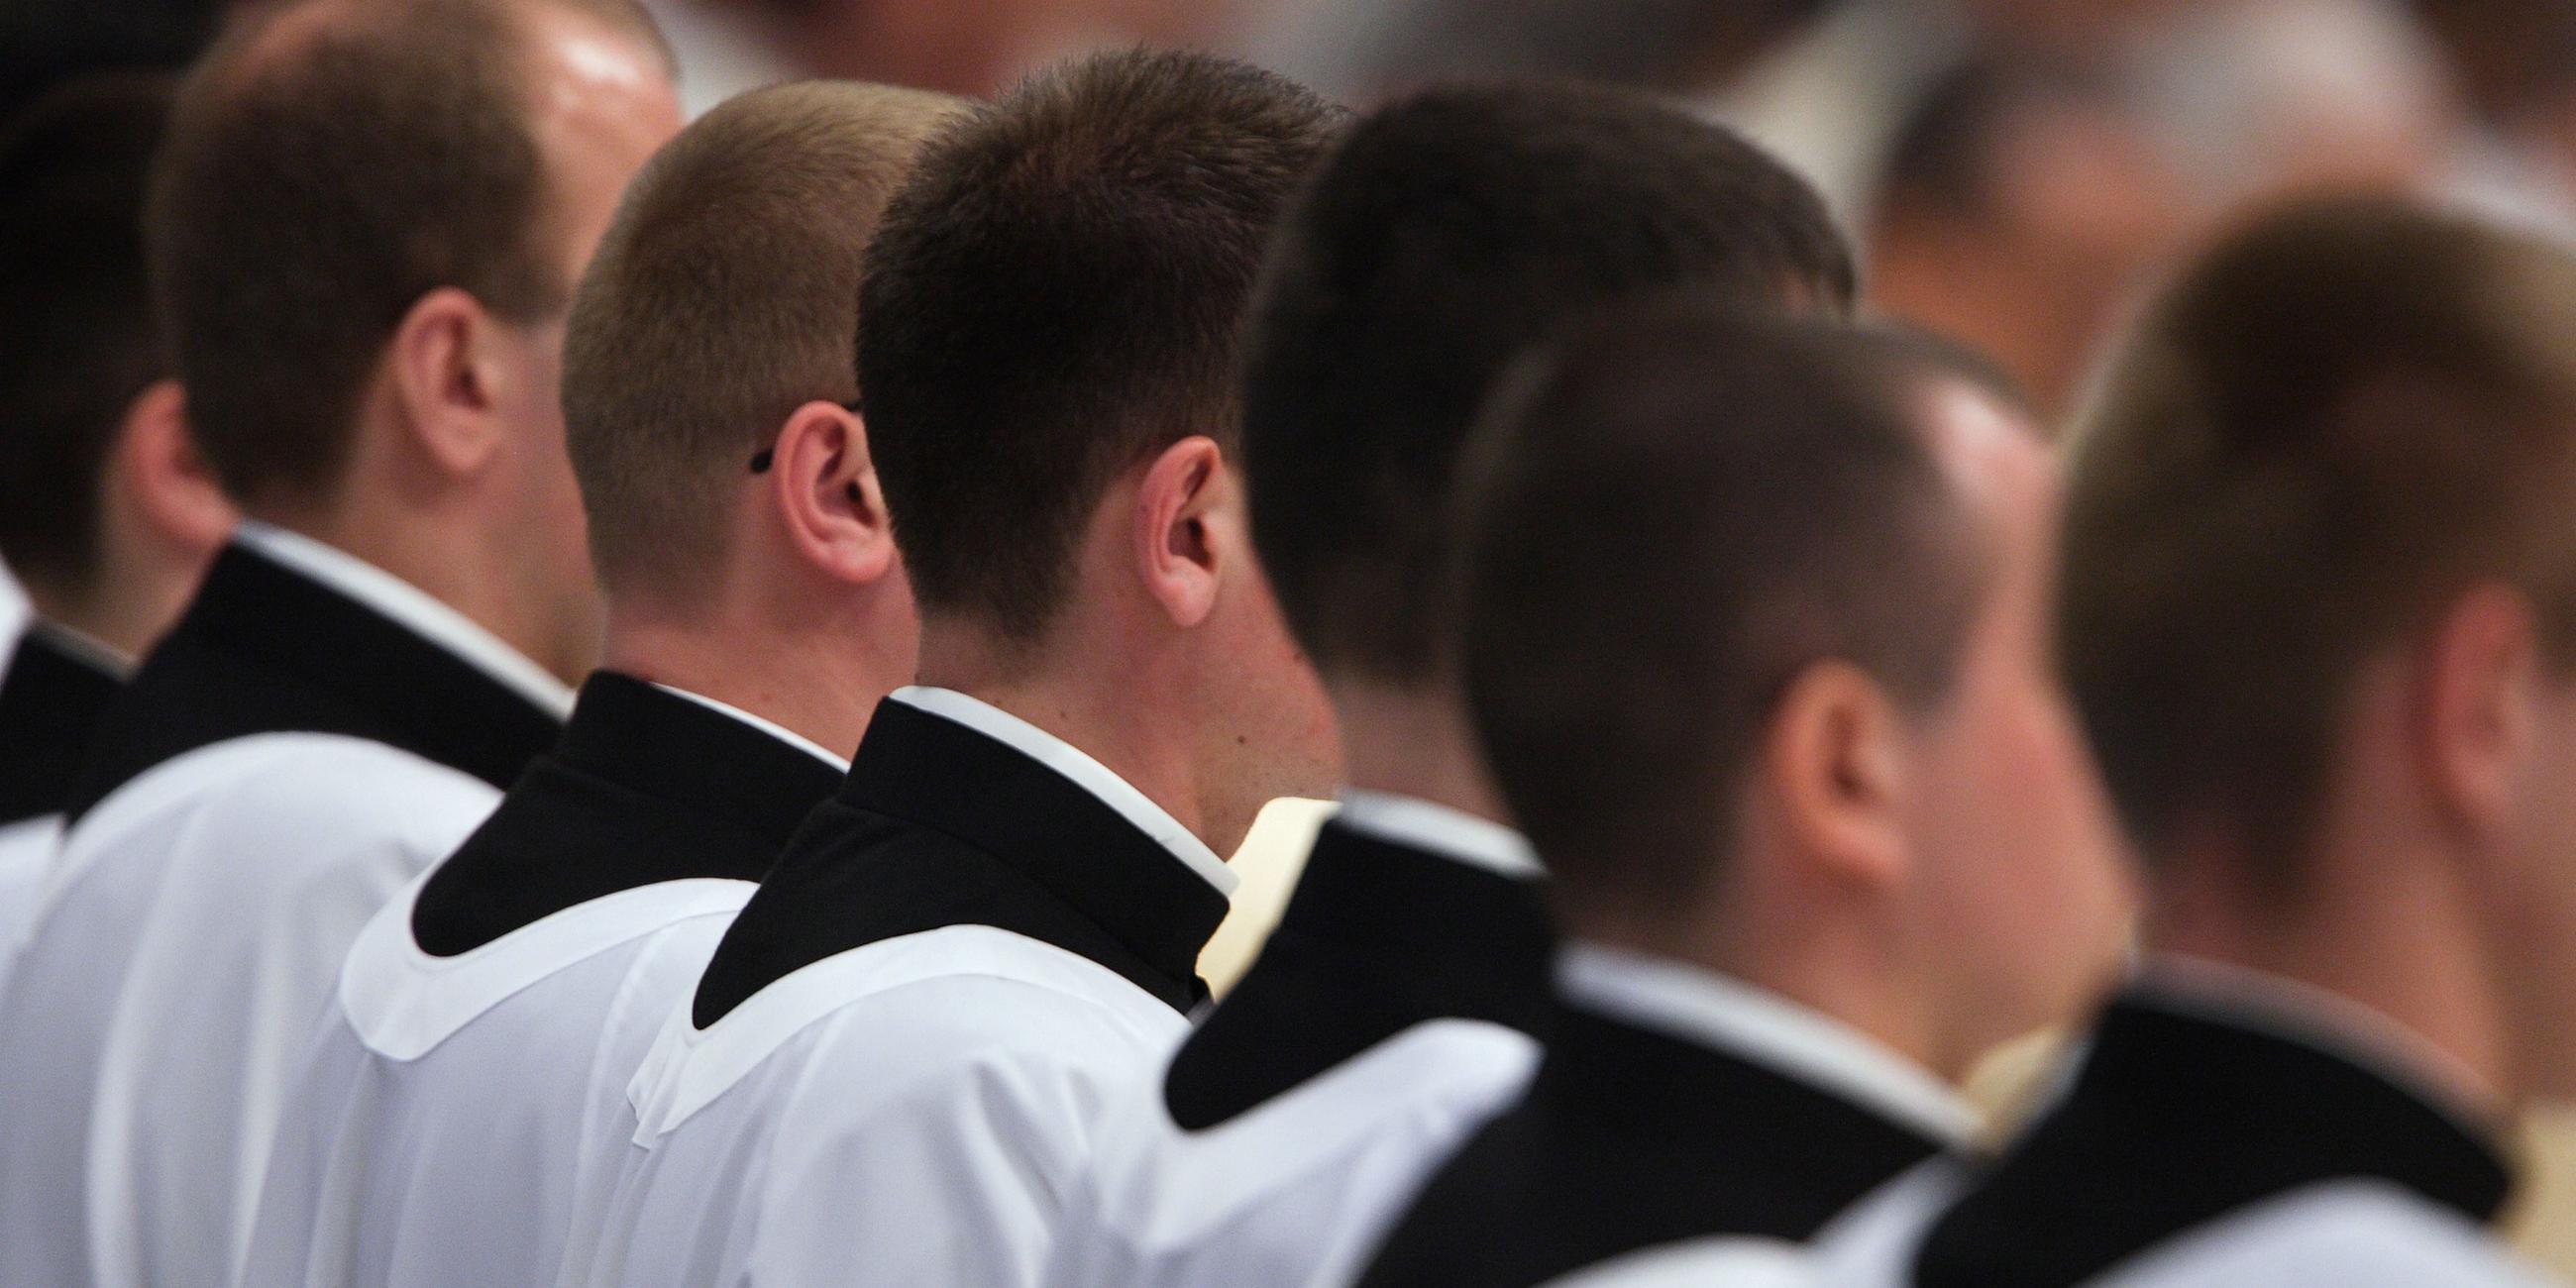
xmin=1091 ymin=1018 xmax=1541 ymax=1234
xmin=74 ymin=732 xmax=496 ymax=864
xmin=633 ymin=925 xmax=1185 ymax=1140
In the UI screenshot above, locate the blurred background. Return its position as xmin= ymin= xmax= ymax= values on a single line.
xmin=20 ymin=0 xmax=2576 ymax=424
xmin=17 ymin=0 xmax=2576 ymax=1264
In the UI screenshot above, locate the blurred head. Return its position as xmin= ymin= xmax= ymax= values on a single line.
xmin=857 ymin=50 xmax=1344 ymax=851
xmin=150 ymin=0 xmax=681 ymax=680
xmin=1246 ymin=80 xmax=1856 ymax=707
xmin=566 ymin=80 xmax=967 ymax=695
xmin=1869 ymin=56 xmax=2190 ymax=423
xmin=2063 ymin=196 xmax=2576 ymax=1094
xmin=1463 ymin=305 xmax=2127 ymax=1079
xmin=0 ymin=72 xmax=232 ymax=659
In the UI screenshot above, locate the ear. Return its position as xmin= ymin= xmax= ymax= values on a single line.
xmin=1130 ymin=435 xmax=1227 ymax=630
xmin=385 ymin=286 xmax=508 ymax=480
xmin=1762 ymin=660 xmax=1915 ymax=894
xmin=113 ymin=379 xmax=235 ymax=556
xmin=768 ymin=400 xmax=900 ymax=586
xmin=2415 ymin=583 xmax=2540 ymax=840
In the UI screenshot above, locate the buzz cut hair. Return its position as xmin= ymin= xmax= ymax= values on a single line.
xmin=563 ymin=80 xmax=970 ymax=604
xmin=147 ymin=0 xmax=667 ymax=508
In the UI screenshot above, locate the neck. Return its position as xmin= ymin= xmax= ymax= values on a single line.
xmin=2145 ymin=831 xmax=2514 ymax=1117
xmin=22 ymin=575 xmax=165 ymax=664
xmin=1573 ymin=878 xmax=1959 ymax=1083
xmin=917 ymin=618 xmax=1233 ymax=850
xmin=1329 ymin=676 xmax=1510 ymax=821
xmin=254 ymin=494 xmax=589 ymax=684
xmin=602 ymin=591 xmax=904 ymax=763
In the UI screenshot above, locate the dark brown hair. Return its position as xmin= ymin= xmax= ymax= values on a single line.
xmin=2060 ymin=194 xmax=2576 ymax=874
xmin=564 ymin=80 xmax=967 ymax=602
xmin=1242 ymin=80 xmax=1856 ymax=688
xmin=147 ymin=0 xmax=665 ymax=507
xmin=1461 ymin=304 xmax=1993 ymax=923
xmin=855 ymin=49 xmax=1344 ymax=641
xmin=0 ymin=72 xmax=175 ymax=592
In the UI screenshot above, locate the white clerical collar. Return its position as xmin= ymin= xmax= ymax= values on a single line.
xmin=1335 ymin=789 xmax=1544 ymax=880
xmin=24 ymin=618 xmax=135 ymax=679
xmin=1557 ymin=941 xmax=1978 ymax=1146
xmin=886 ymin=685 xmax=1237 ymax=898
xmin=233 ymin=520 xmax=576 ymax=718
xmin=2132 ymin=953 xmax=2503 ymax=1129
xmin=649 ymin=683 xmax=849 ymax=772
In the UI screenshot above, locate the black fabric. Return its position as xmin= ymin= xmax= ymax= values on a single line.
xmin=1358 ymin=1001 xmax=1948 ymax=1288
xmin=693 ymin=697 xmax=1231 ymax=1025
xmin=1163 ymin=815 xmax=1556 ymax=1129
xmin=1913 ymin=991 xmax=2516 ymax=1288
xmin=64 ymin=542 xmax=563 ymax=820
xmin=0 ymin=628 xmax=122 ymax=825
xmin=409 ymin=672 xmax=843 ymax=955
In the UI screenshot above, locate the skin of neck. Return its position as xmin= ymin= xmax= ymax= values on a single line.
xmin=2144 ymin=813 xmax=2517 ymax=1119
xmin=23 ymin=564 xmax=183 ymax=665
xmin=599 ymin=577 xmax=909 ymax=765
xmin=1566 ymin=813 xmax=1967 ymax=1083
xmin=1326 ymin=673 xmax=1510 ymax=822
xmin=915 ymin=610 xmax=1264 ymax=856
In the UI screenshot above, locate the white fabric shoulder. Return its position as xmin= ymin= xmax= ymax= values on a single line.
xmin=49 ymin=733 xmax=493 ymax=907
xmin=1541 ymin=1236 xmax=1818 ymax=1287
xmin=341 ymin=873 xmax=757 ymax=1061
xmin=1061 ymin=1017 xmax=1540 ymax=1288
xmin=2102 ymin=1181 xmax=2553 ymax=1287
xmin=628 ymin=922 xmax=1183 ymax=1139
xmin=1093 ymin=1020 xmax=1538 ymax=1245
xmin=63 ymin=732 xmax=501 ymax=1286
xmin=0 ymin=814 xmax=58 ymax=983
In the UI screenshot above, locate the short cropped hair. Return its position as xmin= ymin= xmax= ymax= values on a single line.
xmin=148 ymin=0 xmax=665 ymax=507
xmin=1243 ymin=81 xmax=1857 ymax=687
xmin=856 ymin=50 xmax=1343 ymax=640
xmin=0 ymin=73 xmax=174 ymax=593
xmin=2061 ymin=195 xmax=2576 ymax=875
xmin=1462 ymin=305 xmax=1992 ymax=921
xmin=564 ymin=80 xmax=967 ymax=602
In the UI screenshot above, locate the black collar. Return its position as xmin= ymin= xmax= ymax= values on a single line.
xmin=409 ymin=672 xmax=845 ymax=955
xmin=1914 ymin=990 xmax=2516 ymax=1288
xmin=1164 ymin=814 xmax=1556 ymax=1129
xmin=0 ymin=627 xmax=123 ymax=825
xmin=64 ymin=541 xmax=564 ymax=820
xmin=693 ymin=696 xmax=1231 ymax=1025
xmin=1358 ymin=1002 xmax=1946 ymax=1288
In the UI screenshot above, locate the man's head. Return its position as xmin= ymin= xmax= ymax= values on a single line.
xmin=566 ymin=79 xmax=966 ymax=685
xmin=1244 ymin=81 xmax=1856 ymax=701
xmin=857 ymin=49 xmax=1345 ymax=850
xmin=0 ymin=72 xmax=232 ymax=657
xmin=150 ymin=0 xmax=681 ymax=679
xmin=2061 ymin=196 xmax=2576 ymax=1091
xmin=1462 ymin=304 xmax=2128 ymax=1079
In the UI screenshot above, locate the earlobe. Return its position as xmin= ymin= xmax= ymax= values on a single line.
xmin=386 ymin=286 xmax=504 ymax=479
xmin=1765 ymin=661 xmax=1914 ymax=893
xmin=1133 ymin=436 xmax=1227 ymax=630
xmin=117 ymin=380 xmax=237 ymax=556
xmin=770 ymin=400 xmax=899 ymax=586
